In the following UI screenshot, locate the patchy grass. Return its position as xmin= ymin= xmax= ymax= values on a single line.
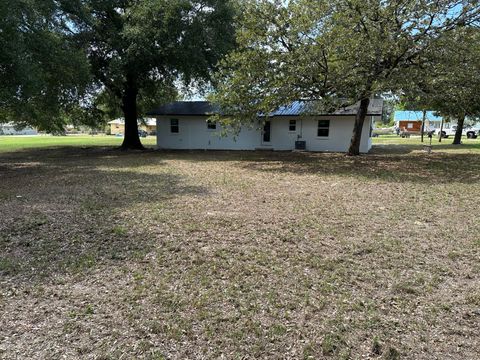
xmin=0 ymin=140 xmax=479 ymax=359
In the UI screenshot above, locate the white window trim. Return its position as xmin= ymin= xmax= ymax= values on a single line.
xmin=288 ymin=119 xmax=297 ymax=133
xmin=316 ymin=119 xmax=331 ymax=139
xmin=170 ymin=119 xmax=180 ymax=135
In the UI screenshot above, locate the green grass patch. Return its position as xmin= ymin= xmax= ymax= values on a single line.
xmin=0 ymin=135 xmax=156 ymax=153
xmin=373 ymin=134 xmax=480 ymax=153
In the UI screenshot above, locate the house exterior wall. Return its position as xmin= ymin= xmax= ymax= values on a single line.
xmin=396 ymin=119 xmax=442 ymax=131
xmin=110 ymin=124 xmax=125 ymax=135
xmin=156 ymin=116 xmax=260 ymax=150
xmin=156 ymin=115 xmax=376 ymax=153
xmin=398 ymin=121 xmax=422 ymax=132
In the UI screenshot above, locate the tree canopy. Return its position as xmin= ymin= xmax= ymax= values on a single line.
xmin=211 ymin=0 xmax=480 ymax=155
xmin=61 ymin=0 xmax=237 ymax=149
xmin=428 ymin=27 xmax=480 ymax=143
xmin=401 ymin=25 xmax=480 ymax=143
xmin=0 ymin=0 xmax=90 ymax=133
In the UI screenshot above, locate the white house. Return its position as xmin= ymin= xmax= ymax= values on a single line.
xmin=0 ymin=123 xmax=37 ymax=135
xmin=148 ymin=100 xmax=383 ymax=153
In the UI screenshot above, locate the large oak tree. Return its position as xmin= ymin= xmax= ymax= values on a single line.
xmin=62 ymin=0 xmax=237 ymax=149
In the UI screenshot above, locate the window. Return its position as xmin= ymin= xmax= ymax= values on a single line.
xmin=170 ymin=119 xmax=179 ymax=133
xmin=407 ymin=123 xmax=413 ymax=129
xmin=317 ymin=120 xmax=330 ymax=137
xmin=263 ymin=121 xmax=271 ymax=142
xmin=289 ymin=120 xmax=296 ymax=132
xmin=207 ymin=120 xmax=217 ymax=130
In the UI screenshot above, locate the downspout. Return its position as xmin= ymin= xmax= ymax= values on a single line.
xmin=300 ymin=117 xmax=303 ymax=139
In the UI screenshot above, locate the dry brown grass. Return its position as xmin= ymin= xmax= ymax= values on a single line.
xmin=0 ymin=145 xmax=479 ymax=359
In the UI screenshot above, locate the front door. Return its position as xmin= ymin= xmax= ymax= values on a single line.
xmin=262 ymin=121 xmax=271 ymax=144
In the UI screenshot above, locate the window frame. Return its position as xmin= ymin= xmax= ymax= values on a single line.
xmin=317 ymin=119 xmax=330 ymax=138
xmin=207 ymin=120 xmax=217 ymax=131
xmin=288 ymin=119 xmax=297 ymax=132
xmin=170 ymin=119 xmax=179 ymax=134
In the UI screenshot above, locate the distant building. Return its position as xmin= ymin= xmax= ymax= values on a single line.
xmin=394 ymin=111 xmax=443 ymax=132
xmin=0 ymin=123 xmax=37 ymax=135
xmin=108 ymin=118 xmax=156 ymax=135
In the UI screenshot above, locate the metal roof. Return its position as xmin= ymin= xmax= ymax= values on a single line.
xmin=147 ymin=99 xmax=384 ymax=117
xmin=147 ymin=102 xmax=219 ymax=116
xmin=272 ymin=99 xmax=384 ymax=116
xmin=394 ymin=111 xmax=443 ymax=122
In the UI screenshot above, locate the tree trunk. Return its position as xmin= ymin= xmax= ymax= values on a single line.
xmin=452 ymin=114 xmax=465 ymax=145
xmin=439 ymin=118 xmax=444 ymax=143
xmin=421 ymin=110 xmax=426 ymax=143
xmin=347 ymin=97 xmax=370 ymax=156
xmin=120 ymin=77 xmax=144 ymax=150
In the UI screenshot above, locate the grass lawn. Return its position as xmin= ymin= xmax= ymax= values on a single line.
xmin=0 ymin=137 xmax=479 ymax=359
xmin=0 ymin=135 xmax=157 ymax=153
xmin=373 ymin=134 xmax=480 ymax=153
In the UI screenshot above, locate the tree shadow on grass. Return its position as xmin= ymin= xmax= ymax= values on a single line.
xmin=0 ymin=147 xmax=207 ymax=283
xmin=238 ymin=152 xmax=480 ymax=184
xmin=372 ymin=140 xmax=480 ymax=154
xmin=1 ymin=144 xmax=479 ymax=283
xmin=7 ymin=144 xmax=478 ymax=186
xmin=149 ymin=148 xmax=480 ymax=185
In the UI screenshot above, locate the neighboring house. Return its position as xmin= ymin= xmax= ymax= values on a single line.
xmin=108 ymin=118 xmax=156 ymax=135
xmin=394 ymin=111 xmax=443 ymax=132
xmin=0 ymin=123 xmax=37 ymax=135
xmin=148 ymin=100 xmax=384 ymax=153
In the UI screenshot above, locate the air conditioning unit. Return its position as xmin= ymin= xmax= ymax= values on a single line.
xmin=295 ymin=140 xmax=306 ymax=150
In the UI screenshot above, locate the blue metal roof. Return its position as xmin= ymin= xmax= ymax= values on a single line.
xmin=394 ymin=111 xmax=443 ymax=122
xmin=148 ymin=100 xmax=384 ymax=117
xmin=271 ymin=99 xmax=383 ymax=116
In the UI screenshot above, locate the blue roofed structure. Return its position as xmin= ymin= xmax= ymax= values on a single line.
xmin=394 ymin=110 xmax=443 ymax=132
xmin=394 ymin=111 xmax=442 ymax=122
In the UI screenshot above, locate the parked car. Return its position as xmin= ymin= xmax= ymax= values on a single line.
xmin=138 ymin=130 xmax=148 ymax=138
xmin=439 ymin=125 xmax=478 ymax=139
